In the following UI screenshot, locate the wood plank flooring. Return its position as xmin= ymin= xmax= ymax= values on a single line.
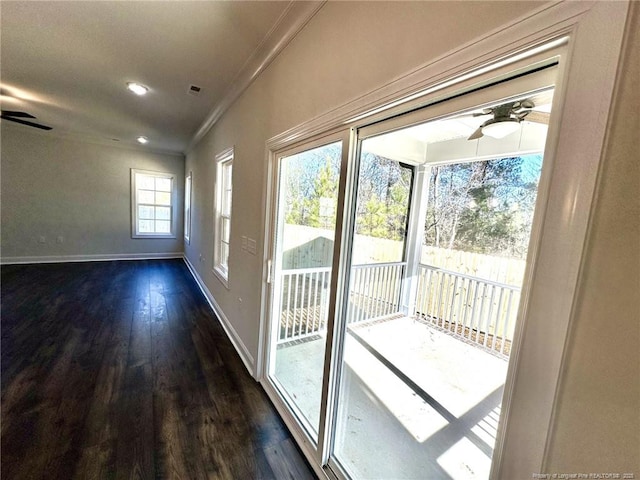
xmin=1 ymin=259 xmax=315 ymax=480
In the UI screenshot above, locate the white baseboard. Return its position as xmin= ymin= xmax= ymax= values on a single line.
xmin=0 ymin=252 xmax=183 ymax=265
xmin=182 ymin=255 xmax=256 ymax=378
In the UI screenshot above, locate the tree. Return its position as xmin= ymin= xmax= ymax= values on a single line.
xmin=283 ymin=144 xmax=341 ymax=228
xmin=424 ymin=155 xmax=542 ymax=259
xmin=354 ymin=152 xmax=411 ymax=241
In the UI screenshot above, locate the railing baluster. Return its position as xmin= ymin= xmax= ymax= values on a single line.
xmin=394 ymin=264 xmax=402 ymax=312
xmin=303 ymin=272 xmax=310 ymax=335
xmin=462 ymin=277 xmax=472 ymax=336
xmin=468 ymin=280 xmax=478 ymax=341
xmin=426 ymin=266 xmax=435 ymax=319
xmin=450 ymin=275 xmax=460 ymax=335
xmin=380 ymin=265 xmax=389 ymax=316
xmin=436 ymin=271 xmax=444 ymax=325
xmin=444 ymin=272 xmax=453 ymax=331
xmin=363 ymin=266 xmax=372 ymax=322
xmin=439 ymin=271 xmax=447 ymax=327
xmin=477 ymin=282 xmax=487 ymax=344
xmin=502 ymin=289 xmax=514 ymax=355
xmin=351 ymin=267 xmax=359 ymax=324
xmin=372 ymin=266 xmax=380 ymax=319
xmin=285 ymin=273 xmax=292 ymax=341
xmin=383 ymin=264 xmax=392 ymax=316
xmin=494 ymin=287 xmax=505 ymax=353
xmin=309 ymin=272 xmax=320 ymax=332
xmin=420 ymin=265 xmax=428 ymax=316
xmin=440 ymin=271 xmax=448 ymax=328
xmin=320 ymin=270 xmax=331 ymax=330
xmin=484 ymin=284 xmax=496 ymax=348
xmin=376 ymin=265 xmax=383 ymax=317
xmin=414 ymin=267 xmax=423 ymax=317
xmin=347 ymin=268 xmax=355 ymax=324
xmin=292 ymin=271 xmax=300 ymax=338
xmin=391 ymin=265 xmax=397 ymax=313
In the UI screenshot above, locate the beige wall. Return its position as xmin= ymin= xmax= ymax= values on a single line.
xmin=545 ymin=3 xmax=640 ymax=474
xmin=1 ymin=124 xmax=185 ymax=259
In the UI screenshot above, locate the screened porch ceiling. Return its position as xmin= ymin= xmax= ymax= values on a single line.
xmin=365 ymin=89 xmax=553 ymax=166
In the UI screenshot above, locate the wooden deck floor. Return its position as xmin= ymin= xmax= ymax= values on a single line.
xmin=1 ymin=259 xmax=315 ymax=480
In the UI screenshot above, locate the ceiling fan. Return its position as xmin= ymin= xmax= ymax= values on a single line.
xmin=467 ymin=99 xmax=548 ymax=140
xmin=1 ymin=110 xmax=52 ymax=130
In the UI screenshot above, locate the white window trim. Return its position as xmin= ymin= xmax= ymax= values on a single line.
xmin=213 ymin=147 xmax=234 ymax=288
xmin=130 ymin=168 xmax=177 ymax=239
xmin=184 ymin=171 xmax=192 ymax=244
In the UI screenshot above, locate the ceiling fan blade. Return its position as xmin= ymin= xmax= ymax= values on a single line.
xmin=1 ymin=115 xmax=52 ymax=130
xmin=467 ymin=126 xmax=484 ymax=140
xmin=1 ymin=110 xmax=36 ymax=119
xmin=523 ymin=111 xmax=549 ymax=125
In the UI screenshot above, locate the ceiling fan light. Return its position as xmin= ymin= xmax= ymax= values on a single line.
xmin=481 ymin=119 xmax=520 ymax=139
xmin=127 ymin=82 xmax=148 ymax=96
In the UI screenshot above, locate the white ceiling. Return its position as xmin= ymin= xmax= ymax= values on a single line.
xmin=0 ymin=1 xmax=307 ymax=154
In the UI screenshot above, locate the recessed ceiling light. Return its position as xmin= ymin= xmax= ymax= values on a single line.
xmin=127 ymin=82 xmax=148 ymax=95
xmin=137 ymin=136 xmax=148 ymax=144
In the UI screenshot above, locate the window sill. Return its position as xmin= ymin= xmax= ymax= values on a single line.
xmin=132 ymin=234 xmax=177 ymax=239
xmin=213 ymin=266 xmax=229 ymax=289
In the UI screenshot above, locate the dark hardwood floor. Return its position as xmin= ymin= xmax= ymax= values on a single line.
xmin=1 ymin=259 xmax=315 ymax=480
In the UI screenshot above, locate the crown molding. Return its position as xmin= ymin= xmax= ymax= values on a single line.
xmin=187 ymin=1 xmax=326 ymax=153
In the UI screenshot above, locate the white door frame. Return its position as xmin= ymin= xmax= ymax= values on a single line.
xmin=258 ymin=2 xmax=630 ymax=478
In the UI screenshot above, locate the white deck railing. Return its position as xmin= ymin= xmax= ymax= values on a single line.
xmin=277 ymin=262 xmax=520 ymax=357
xmin=414 ymin=264 xmax=520 ymax=356
xmin=278 ymin=267 xmax=332 ymax=343
xmin=346 ymin=262 xmax=405 ymax=324
xmin=277 ymin=262 xmax=405 ymax=343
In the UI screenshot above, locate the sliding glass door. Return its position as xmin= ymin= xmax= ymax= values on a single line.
xmin=264 ymin=66 xmax=557 ymax=480
xmin=266 ymin=139 xmax=342 ymax=441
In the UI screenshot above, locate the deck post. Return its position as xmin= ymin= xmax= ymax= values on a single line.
xmin=400 ymin=163 xmax=430 ymax=315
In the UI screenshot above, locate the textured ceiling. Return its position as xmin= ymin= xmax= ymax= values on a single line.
xmin=0 ymin=1 xmax=294 ymax=153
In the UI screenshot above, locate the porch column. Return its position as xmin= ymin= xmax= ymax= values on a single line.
xmin=400 ymin=163 xmax=431 ymax=315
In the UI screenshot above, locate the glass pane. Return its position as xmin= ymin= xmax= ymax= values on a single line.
xmin=155 ymin=206 xmax=171 ymax=220
xmin=138 ymin=190 xmax=155 ymax=204
xmin=222 ymin=217 xmax=230 ymax=243
xmin=269 ymin=140 xmax=342 ymax=441
xmin=138 ymin=205 xmax=154 ymax=220
xmin=351 ymin=154 xmax=412 ymax=264
xmin=138 ymin=219 xmax=154 ymax=233
xmin=220 ymin=242 xmax=229 ymax=268
xmin=138 ymin=174 xmax=155 ymax=190
xmin=224 ymin=162 xmax=232 ymax=187
xmin=155 ymin=191 xmax=171 ymax=206
xmin=223 ymin=190 xmax=232 ymax=216
xmin=156 ymin=177 xmax=172 ymax=192
xmin=332 ymin=89 xmax=552 ymax=480
xmin=155 ymin=220 xmax=171 ymax=234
